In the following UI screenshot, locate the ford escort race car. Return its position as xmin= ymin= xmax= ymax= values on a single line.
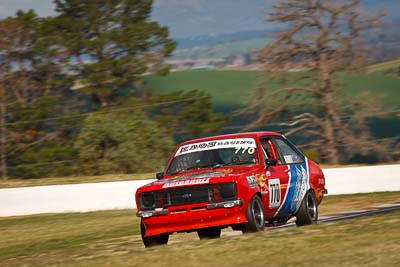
xmin=135 ymin=132 xmax=327 ymax=247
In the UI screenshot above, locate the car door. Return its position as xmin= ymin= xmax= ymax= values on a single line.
xmin=259 ymin=137 xmax=290 ymax=218
xmin=271 ymin=137 xmax=309 ymax=218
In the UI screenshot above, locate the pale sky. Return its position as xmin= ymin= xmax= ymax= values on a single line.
xmin=0 ymin=0 xmax=173 ymax=18
xmin=0 ymin=0 xmax=55 ymax=18
xmin=0 ymin=0 xmax=269 ymax=38
xmin=1 ymin=0 xmax=398 ymax=38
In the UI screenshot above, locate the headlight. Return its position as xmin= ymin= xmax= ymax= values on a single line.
xmin=209 ymin=183 xmax=237 ymax=202
xmin=139 ymin=192 xmax=156 ymax=209
xmin=218 ymin=183 xmax=237 ymax=200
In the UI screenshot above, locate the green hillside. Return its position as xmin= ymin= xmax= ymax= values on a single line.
xmin=145 ymin=70 xmax=258 ymax=111
xmin=145 ymin=70 xmax=400 ymax=140
xmin=145 ymin=70 xmax=400 ymax=111
xmin=367 ymin=59 xmax=400 ymax=73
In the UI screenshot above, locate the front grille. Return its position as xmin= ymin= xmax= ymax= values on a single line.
xmin=139 ymin=183 xmax=237 ymax=210
xmin=165 ymin=186 xmax=210 ymax=206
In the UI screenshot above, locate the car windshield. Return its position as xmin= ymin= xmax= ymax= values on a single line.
xmin=166 ymin=138 xmax=259 ymax=175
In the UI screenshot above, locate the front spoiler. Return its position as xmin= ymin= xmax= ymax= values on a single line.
xmin=136 ymin=199 xmax=243 ymax=218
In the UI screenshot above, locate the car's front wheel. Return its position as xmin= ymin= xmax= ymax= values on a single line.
xmin=296 ymin=190 xmax=318 ymax=226
xmin=197 ymin=227 xmax=221 ymax=239
xmin=140 ymin=221 xmax=169 ymax=247
xmin=242 ymin=195 xmax=265 ymax=233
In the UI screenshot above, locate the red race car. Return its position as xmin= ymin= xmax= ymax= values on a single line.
xmin=135 ymin=132 xmax=327 ymax=247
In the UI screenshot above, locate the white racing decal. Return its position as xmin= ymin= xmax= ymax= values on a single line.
xmin=272 ymin=158 xmax=311 ymax=217
xmin=175 ymin=138 xmax=256 ymax=157
xmin=268 ymin=178 xmax=281 ymax=208
xmin=273 ymin=166 xmax=291 ymax=216
xmin=246 ymin=175 xmax=258 ymax=188
xmin=235 ymin=147 xmax=255 ymax=154
xmin=162 ymin=178 xmax=210 ymax=188
xmin=291 ymin=165 xmax=309 ymax=212
xmin=284 ymin=155 xmax=294 ymax=164
xmin=284 ymin=155 xmax=301 ymax=164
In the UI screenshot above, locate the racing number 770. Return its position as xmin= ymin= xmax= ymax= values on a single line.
xmin=234 ymin=147 xmax=255 ymax=154
xmin=268 ymin=178 xmax=281 ymax=208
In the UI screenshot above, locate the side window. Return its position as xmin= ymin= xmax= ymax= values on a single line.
xmin=260 ymin=139 xmax=273 ymax=158
xmin=260 ymin=138 xmax=284 ymax=165
xmin=273 ymin=138 xmax=303 ymax=164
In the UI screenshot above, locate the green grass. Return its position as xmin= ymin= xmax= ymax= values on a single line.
xmin=145 ymin=70 xmax=400 ymax=111
xmin=341 ymin=73 xmax=400 ymax=107
xmin=146 ymin=70 xmax=259 ymax=111
xmin=0 ymin=210 xmax=141 ymax=266
xmin=0 ymin=192 xmax=399 ymax=266
xmin=318 ymin=191 xmax=400 ymax=214
xmin=367 ymin=59 xmax=400 ymax=73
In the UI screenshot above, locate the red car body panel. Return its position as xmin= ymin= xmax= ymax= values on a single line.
xmin=135 ymin=132 xmax=326 ymax=237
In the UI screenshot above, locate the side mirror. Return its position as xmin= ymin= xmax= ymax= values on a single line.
xmin=156 ymin=172 xmax=164 ymax=180
xmin=265 ymin=158 xmax=277 ymax=170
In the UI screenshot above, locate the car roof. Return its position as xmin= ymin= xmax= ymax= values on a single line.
xmin=179 ymin=131 xmax=283 ymax=146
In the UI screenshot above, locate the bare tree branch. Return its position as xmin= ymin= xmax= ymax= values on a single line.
xmin=238 ymin=0 xmax=388 ymax=164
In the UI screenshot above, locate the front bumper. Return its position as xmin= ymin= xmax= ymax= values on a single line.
xmin=137 ymin=199 xmax=246 ymax=236
xmin=136 ymin=199 xmax=243 ymax=218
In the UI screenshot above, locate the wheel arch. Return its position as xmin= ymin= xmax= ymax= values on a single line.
xmin=294 ymin=188 xmax=316 ymax=215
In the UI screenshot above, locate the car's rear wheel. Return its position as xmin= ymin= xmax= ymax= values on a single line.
xmin=197 ymin=227 xmax=221 ymax=239
xmin=242 ymin=195 xmax=265 ymax=233
xmin=140 ymin=221 xmax=169 ymax=247
xmin=296 ymin=190 xmax=318 ymax=226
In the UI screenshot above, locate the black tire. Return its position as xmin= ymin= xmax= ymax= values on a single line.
xmin=197 ymin=227 xmax=221 ymax=239
xmin=242 ymin=195 xmax=265 ymax=233
xmin=296 ymin=190 xmax=318 ymax=226
xmin=140 ymin=221 xmax=169 ymax=247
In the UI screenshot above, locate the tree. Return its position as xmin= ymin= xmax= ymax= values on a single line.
xmin=54 ymin=0 xmax=176 ymax=107
xmin=75 ymin=108 xmax=174 ymax=175
xmin=0 ymin=11 xmax=59 ymax=179
xmin=0 ymin=10 xmax=79 ymax=179
xmin=150 ymin=90 xmax=229 ymax=140
xmin=240 ymin=0 xmax=390 ymax=164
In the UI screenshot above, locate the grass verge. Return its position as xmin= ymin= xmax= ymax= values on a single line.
xmin=0 ymin=172 xmax=154 ymax=189
xmin=0 ymin=192 xmax=399 ymax=266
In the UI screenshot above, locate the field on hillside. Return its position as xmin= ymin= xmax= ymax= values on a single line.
xmin=367 ymin=59 xmax=400 ymax=73
xmin=145 ymin=70 xmax=400 ymax=111
xmin=1 ymin=192 xmax=399 ymax=267
xmin=145 ymin=70 xmax=400 ymax=138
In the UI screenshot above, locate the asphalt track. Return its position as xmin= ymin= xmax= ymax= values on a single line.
xmin=207 ymin=203 xmax=400 ymax=240
xmin=263 ymin=203 xmax=400 ymax=232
